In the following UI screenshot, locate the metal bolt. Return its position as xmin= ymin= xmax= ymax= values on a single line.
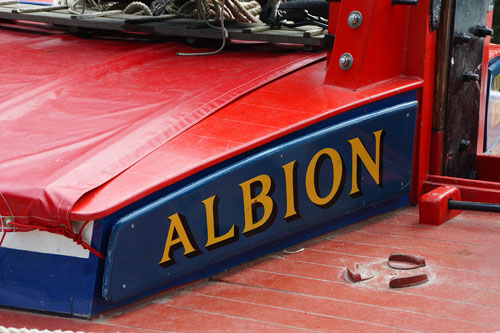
xmin=2 ymin=217 xmax=12 ymax=227
xmin=122 ymin=284 xmax=127 ymax=289
xmin=454 ymin=32 xmax=471 ymax=45
xmin=473 ymin=25 xmax=493 ymax=38
xmin=463 ymin=71 xmax=479 ymax=82
xmin=347 ymin=11 xmax=363 ymax=29
xmin=339 ymin=53 xmax=353 ymax=70
xmin=459 ymin=139 xmax=471 ymax=152
xmin=131 ymin=223 xmax=135 ymax=229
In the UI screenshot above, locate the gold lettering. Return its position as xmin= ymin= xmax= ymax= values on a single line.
xmin=349 ymin=130 xmax=384 ymax=196
xmin=282 ymin=161 xmax=299 ymax=219
xmin=493 ymin=101 xmax=500 ymax=127
xmin=494 ymin=74 xmax=500 ymax=91
xmin=159 ymin=213 xmax=197 ymax=266
xmin=305 ymin=148 xmax=343 ymax=206
xmin=203 ymin=195 xmax=236 ymax=249
xmin=239 ymin=174 xmax=275 ymax=235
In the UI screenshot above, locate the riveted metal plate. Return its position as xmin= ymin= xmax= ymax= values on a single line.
xmin=443 ymin=0 xmax=489 ymax=178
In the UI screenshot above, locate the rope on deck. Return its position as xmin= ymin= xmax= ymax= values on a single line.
xmin=153 ymin=0 xmax=261 ymax=23
xmin=0 ymin=326 xmax=85 ymax=333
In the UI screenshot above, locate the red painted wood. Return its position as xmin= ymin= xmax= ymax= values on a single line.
xmin=419 ymin=186 xmax=462 ymax=225
xmin=0 ymin=309 xmax=154 ymax=332
xmin=195 ymin=283 xmax=443 ymax=332
xmin=332 ymin=229 xmax=500 ymax=263
xmin=1 ymin=207 xmax=499 ymax=331
xmin=218 ymin=269 xmax=496 ymax=331
xmin=307 ymin=238 xmax=500 ymax=279
xmin=166 ymin=292 xmax=391 ymax=331
xmin=108 ymin=303 xmax=307 ymax=332
xmin=423 ymin=175 xmax=500 ymax=203
xmin=71 ymin=68 xmax=421 ymax=221
xmin=408 ymin=0 xmax=437 ymax=204
xmin=429 ymin=130 xmax=444 ymax=175
xmin=325 ymin=1 xmax=410 ymax=89
xmin=477 ymin=154 xmax=500 ymax=182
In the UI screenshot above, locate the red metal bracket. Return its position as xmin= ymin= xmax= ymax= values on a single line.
xmin=419 ymin=185 xmax=462 ymax=225
xmin=389 ymin=274 xmax=428 ymax=288
xmin=346 ymin=265 xmax=374 ymax=283
xmin=388 ymin=253 xmax=426 ymax=270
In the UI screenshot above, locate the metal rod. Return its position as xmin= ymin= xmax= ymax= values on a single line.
xmin=0 ymin=0 xmax=19 ymax=5
xmin=19 ymin=1 xmax=52 ymax=5
xmin=124 ymin=13 xmax=177 ymax=23
xmin=71 ymin=10 xmax=122 ymax=19
xmin=392 ymin=0 xmax=418 ymax=4
xmin=448 ymin=200 xmax=500 ymax=213
xmin=12 ymin=5 xmax=67 ymax=13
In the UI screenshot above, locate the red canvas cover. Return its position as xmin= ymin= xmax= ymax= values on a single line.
xmin=0 ymin=25 xmax=324 ymax=236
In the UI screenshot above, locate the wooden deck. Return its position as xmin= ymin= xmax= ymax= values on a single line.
xmin=1 ymin=206 xmax=499 ymax=331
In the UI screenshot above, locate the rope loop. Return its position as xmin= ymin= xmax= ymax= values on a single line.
xmin=0 ymin=220 xmax=105 ymax=260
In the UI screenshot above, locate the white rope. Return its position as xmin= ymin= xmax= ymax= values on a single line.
xmin=176 ymin=0 xmax=228 ymax=56
xmin=0 ymin=327 xmax=86 ymax=333
xmin=123 ymin=1 xmax=153 ymax=15
xmin=162 ymin=0 xmax=260 ymax=22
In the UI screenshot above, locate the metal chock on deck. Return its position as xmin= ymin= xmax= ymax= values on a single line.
xmin=389 ymin=274 xmax=428 ymax=289
xmin=387 ymin=253 xmax=426 ymax=270
xmin=345 ymin=253 xmax=429 ymax=289
xmin=346 ymin=264 xmax=374 ymax=283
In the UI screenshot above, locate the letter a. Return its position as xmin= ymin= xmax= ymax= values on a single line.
xmin=159 ymin=213 xmax=198 ymax=266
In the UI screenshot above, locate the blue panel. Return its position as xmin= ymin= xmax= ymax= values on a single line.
xmin=103 ymin=96 xmax=418 ymax=303
xmin=0 ymin=220 xmax=107 ymax=317
xmin=486 ymin=57 xmax=500 ymax=152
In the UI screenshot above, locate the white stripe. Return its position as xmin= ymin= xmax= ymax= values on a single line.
xmin=1 ymin=221 xmax=93 ymax=259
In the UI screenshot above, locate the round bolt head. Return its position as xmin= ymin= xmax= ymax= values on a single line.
xmin=339 ymin=53 xmax=353 ymax=70
xmin=347 ymin=11 xmax=362 ymax=29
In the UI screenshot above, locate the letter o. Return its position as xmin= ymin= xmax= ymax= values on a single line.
xmin=305 ymin=148 xmax=343 ymax=206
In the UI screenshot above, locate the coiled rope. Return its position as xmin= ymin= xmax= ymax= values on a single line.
xmin=123 ymin=1 xmax=153 ymax=15
xmin=152 ymin=0 xmax=261 ymax=23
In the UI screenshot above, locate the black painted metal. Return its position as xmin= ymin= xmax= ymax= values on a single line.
xmin=453 ymin=32 xmax=471 ymax=44
xmin=431 ymin=0 xmax=442 ymax=31
xmin=449 ymin=200 xmax=500 ymax=212
xmin=443 ymin=0 xmax=489 ymax=178
xmin=392 ymin=0 xmax=419 ymax=4
xmin=473 ymin=25 xmax=494 ymax=37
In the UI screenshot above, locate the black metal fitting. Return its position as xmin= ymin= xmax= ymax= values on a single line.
xmin=449 ymin=200 xmax=500 ymax=213
xmin=462 ymin=71 xmax=479 ymax=82
xmin=454 ymin=32 xmax=471 ymax=45
xmin=473 ymin=25 xmax=493 ymax=38
xmin=392 ymin=0 xmax=418 ymax=4
xmin=324 ymin=34 xmax=335 ymax=50
xmin=430 ymin=0 xmax=441 ymax=31
xmin=459 ymin=139 xmax=471 ymax=152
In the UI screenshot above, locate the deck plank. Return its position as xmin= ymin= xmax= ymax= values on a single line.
xmin=1 ymin=208 xmax=499 ymax=331
xmin=194 ymin=282 xmax=486 ymax=332
xmin=216 ymin=268 xmax=498 ymax=331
